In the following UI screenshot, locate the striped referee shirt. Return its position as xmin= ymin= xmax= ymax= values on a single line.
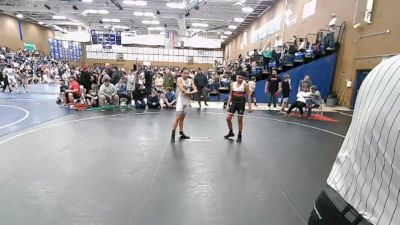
xmin=327 ymin=55 xmax=400 ymax=225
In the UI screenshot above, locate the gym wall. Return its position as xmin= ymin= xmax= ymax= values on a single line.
xmin=224 ymin=0 xmax=400 ymax=108
xmin=0 ymin=13 xmax=54 ymax=54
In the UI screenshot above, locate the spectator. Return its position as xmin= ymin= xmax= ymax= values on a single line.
xmin=132 ymin=84 xmax=146 ymax=109
xmin=299 ymin=75 xmax=312 ymax=91
xmin=79 ymin=65 xmax=92 ymax=92
xmin=147 ymin=91 xmax=161 ymax=109
xmin=57 ymin=79 xmax=68 ymax=105
xmin=163 ymin=87 xmax=176 ymax=108
xmin=298 ymin=38 xmax=306 ymax=52
xmin=327 ymin=13 xmax=337 ymax=50
xmin=61 ymin=76 xmax=81 ymax=108
xmin=194 ymin=68 xmax=209 ymax=107
xmin=98 ymin=75 xmax=119 ymax=107
xmin=3 ymin=64 xmax=18 ymax=93
xmin=111 ymin=67 xmax=121 ymax=85
xmin=306 ymin=85 xmax=322 ymax=119
xmin=115 ymin=78 xmax=131 ymax=105
xmin=154 ymin=74 xmax=164 ymax=93
xmin=144 ymin=70 xmax=153 ymax=96
xmin=163 ymin=69 xmax=175 ymax=89
xmin=138 ymin=73 xmax=146 ymax=86
xmin=248 ymin=76 xmax=257 ymax=107
xmin=280 ymin=74 xmax=292 ymax=113
xmin=85 ymin=83 xmax=99 ymax=107
xmin=126 ymin=69 xmax=136 ymax=100
xmin=284 ymin=85 xmax=311 ymax=117
xmin=265 ymin=69 xmax=282 ymax=110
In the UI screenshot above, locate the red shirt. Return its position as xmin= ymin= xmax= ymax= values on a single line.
xmin=69 ymin=80 xmax=81 ymax=96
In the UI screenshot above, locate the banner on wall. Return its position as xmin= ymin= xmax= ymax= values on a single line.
xmin=303 ymin=0 xmax=317 ymax=19
xmin=23 ymin=43 xmax=36 ymax=52
xmin=251 ymin=16 xmax=281 ymax=43
xmin=285 ymin=4 xmax=297 ymax=27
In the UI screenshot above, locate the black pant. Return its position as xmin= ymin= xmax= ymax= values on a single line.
xmin=2 ymin=82 xmax=11 ymax=92
xmin=287 ymin=101 xmax=306 ymax=115
xmin=196 ymin=86 xmax=207 ymax=104
xmin=309 ymin=186 xmax=373 ymax=225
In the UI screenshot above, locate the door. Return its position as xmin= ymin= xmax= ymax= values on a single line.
xmin=352 ymin=70 xmax=371 ymax=108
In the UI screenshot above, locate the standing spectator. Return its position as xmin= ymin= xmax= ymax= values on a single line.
xmin=132 ymin=84 xmax=146 ymax=109
xmin=61 ymin=76 xmax=81 ymax=108
xmin=327 ymin=13 xmax=337 ymax=50
xmin=194 ymin=68 xmax=209 ymax=107
xmin=265 ymin=70 xmax=282 ymax=110
xmin=299 ymin=75 xmax=313 ymax=91
xmin=3 ymin=64 xmax=18 ymax=93
xmin=280 ymin=74 xmax=292 ymax=113
xmin=111 ymin=67 xmax=121 ymax=85
xmin=79 ymin=65 xmax=92 ymax=92
xmin=98 ymin=75 xmax=119 ymax=107
xmin=274 ymin=33 xmax=283 ymax=66
xmin=144 ymin=70 xmax=153 ymax=96
xmin=126 ymin=69 xmax=136 ymax=100
xmin=248 ymin=76 xmax=257 ymax=107
xmin=154 ymin=73 xmax=164 ymax=93
xmin=163 ymin=68 xmax=175 ymax=89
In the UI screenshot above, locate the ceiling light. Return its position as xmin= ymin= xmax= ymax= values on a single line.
xmin=82 ymin=0 xmax=93 ymax=2
xmin=142 ymin=20 xmax=160 ymax=25
xmin=144 ymin=12 xmax=154 ymax=17
xmin=123 ymin=0 xmax=147 ymax=6
xmin=134 ymin=12 xmax=144 ymax=16
xmin=189 ymin=28 xmax=202 ymax=32
xmin=166 ymin=2 xmax=186 ymax=9
xmin=114 ymin=25 xmax=129 ymax=29
xmin=16 ymin=14 xmax=23 ymax=19
xmin=85 ymin=9 xmax=98 ymax=14
xmin=135 ymin=1 xmax=147 ymax=6
xmin=38 ymin=21 xmax=44 ymax=25
xmin=98 ymin=10 xmax=109 ymax=14
xmin=234 ymin=17 xmax=244 ymax=22
xmin=242 ymin=7 xmax=254 ymax=13
xmin=228 ymin=25 xmax=237 ymax=29
xmin=224 ymin=31 xmax=232 ymax=35
xmin=221 ymin=35 xmax=228 ymax=39
xmin=53 ymin=15 xmax=66 ymax=20
xmin=102 ymin=18 xmax=121 ymax=23
xmin=160 ymin=31 xmax=166 ymax=35
xmin=192 ymin=23 xmax=208 ymax=27
xmin=148 ymin=27 xmax=163 ymax=31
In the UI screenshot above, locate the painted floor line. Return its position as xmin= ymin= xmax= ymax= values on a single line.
xmin=0 ymin=105 xmax=30 ymax=130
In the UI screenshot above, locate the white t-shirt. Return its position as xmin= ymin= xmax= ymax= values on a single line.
xmin=296 ymin=91 xmax=311 ymax=103
xmin=3 ymin=68 xmax=16 ymax=80
xmin=327 ymin=55 xmax=400 ymax=225
xmin=176 ymin=77 xmax=193 ymax=104
xmin=274 ymin=39 xmax=283 ymax=53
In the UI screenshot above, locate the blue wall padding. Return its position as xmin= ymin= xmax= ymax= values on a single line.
xmin=255 ymin=53 xmax=338 ymax=103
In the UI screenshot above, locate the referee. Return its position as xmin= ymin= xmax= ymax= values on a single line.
xmin=309 ymin=55 xmax=400 ymax=225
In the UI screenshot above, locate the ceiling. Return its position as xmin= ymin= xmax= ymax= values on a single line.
xmin=0 ymin=0 xmax=277 ymax=43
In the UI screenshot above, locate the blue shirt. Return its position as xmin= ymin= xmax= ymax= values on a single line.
xmin=115 ymin=83 xmax=127 ymax=95
xmin=165 ymin=92 xmax=176 ymax=102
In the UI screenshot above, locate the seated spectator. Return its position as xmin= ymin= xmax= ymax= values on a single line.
xmin=61 ymin=76 xmax=81 ymax=108
xmin=57 ymin=79 xmax=68 ymax=105
xmin=132 ymin=84 xmax=146 ymax=109
xmin=85 ymin=83 xmax=99 ymax=107
xmin=163 ymin=87 xmax=176 ymax=108
xmin=284 ymin=86 xmax=311 ymax=117
xmin=115 ymin=78 xmax=131 ymax=105
xmin=147 ymin=91 xmax=161 ymax=109
xmin=98 ymin=75 xmax=119 ymax=106
xmin=306 ymin=85 xmax=322 ymax=119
